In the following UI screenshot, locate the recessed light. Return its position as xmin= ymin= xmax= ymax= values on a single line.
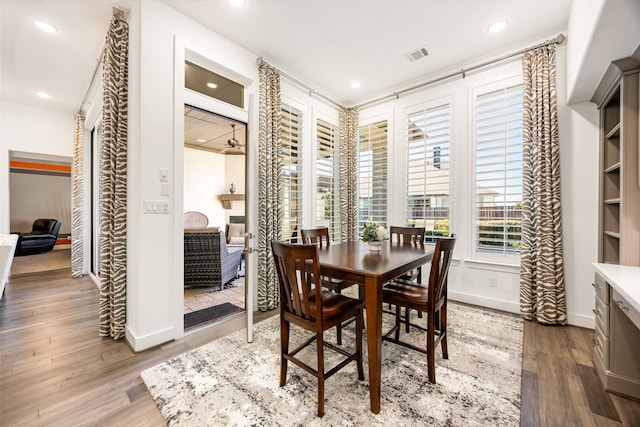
xmin=350 ymin=81 xmax=361 ymax=89
xmin=206 ymin=82 xmax=218 ymax=89
xmin=488 ymin=21 xmax=506 ymax=33
xmin=196 ymin=139 xmax=206 ymax=143
xmin=35 ymin=20 xmax=57 ymax=33
xmin=228 ymin=0 xmax=246 ymax=7
xmin=36 ymin=92 xmax=51 ymax=99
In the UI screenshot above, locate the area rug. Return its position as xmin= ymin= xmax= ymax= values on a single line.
xmin=142 ymin=302 xmax=523 ymax=426
xmin=184 ymin=303 xmax=244 ymax=329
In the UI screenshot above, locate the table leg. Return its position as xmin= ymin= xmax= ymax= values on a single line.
xmin=364 ymin=276 xmax=382 ymax=414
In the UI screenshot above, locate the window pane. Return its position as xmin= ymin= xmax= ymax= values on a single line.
xmin=358 ymin=120 xmax=388 ymax=231
xmin=474 ymin=85 xmax=523 ymax=255
xmin=185 ymin=61 xmax=244 ymax=109
xmin=316 ymin=119 xmax=340 ymax=241
xmin=405 ymin=104 xmax=451 ymax=241
xmin=281 ymin=103 xmax=303 ymax=243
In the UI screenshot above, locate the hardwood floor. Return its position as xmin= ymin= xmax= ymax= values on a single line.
xmin=1 ymin=270 xmax=639 ymax=426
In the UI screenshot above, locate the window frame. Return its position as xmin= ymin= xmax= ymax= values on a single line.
xmin=470 ymin=77 xmax=524 ymax=264
xmin=402 ymin=98 xmax=454 ymax=242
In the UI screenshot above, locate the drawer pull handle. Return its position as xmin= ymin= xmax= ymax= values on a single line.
xmin=614 ymin=300 xmax=629 ymax=311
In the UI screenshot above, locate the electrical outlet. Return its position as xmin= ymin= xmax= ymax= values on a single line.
xmin=489 ymin=277 xmax=498 ymax=287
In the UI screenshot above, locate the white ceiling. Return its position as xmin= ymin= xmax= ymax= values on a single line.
xmin=1 ymin=0 xmax=573 ymax=114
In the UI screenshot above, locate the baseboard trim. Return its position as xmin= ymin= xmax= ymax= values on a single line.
xmin=450 ymin=291 xmax=595 ymax=329
xmin=125 ymin=325 xmax=176 ymax=353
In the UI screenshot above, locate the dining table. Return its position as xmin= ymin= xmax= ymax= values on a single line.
xmin=316 ymin=240 xmax=435 ymax=414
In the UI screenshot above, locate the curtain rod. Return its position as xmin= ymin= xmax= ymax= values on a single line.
xmin=257 ymin=57 xmax=344 ymax=109
xmin=354 ymin=33 xmax=566 ymax=110
xmin=77 ymin=7 xmax=127 ymax=115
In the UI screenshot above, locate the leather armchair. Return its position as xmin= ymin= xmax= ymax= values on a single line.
xmin=14 ymin=219 xmax=61 ymax=256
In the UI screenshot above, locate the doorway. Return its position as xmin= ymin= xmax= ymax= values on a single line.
xmin=183 ymin=105 xmax=247 ymax=329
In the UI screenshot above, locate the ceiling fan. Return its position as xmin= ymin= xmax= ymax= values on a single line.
xmin=222 ymin=123 xmax=245 ymax=153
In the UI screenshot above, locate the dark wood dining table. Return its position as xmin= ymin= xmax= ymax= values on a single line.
xmin=316 ymin=240 xmax=435 ymax=414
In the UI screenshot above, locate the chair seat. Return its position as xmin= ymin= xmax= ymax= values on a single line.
xmin=308 ymin=291 xmax=363 ymax=320
xmin=383 ymin=280 xmax=428 ymax=311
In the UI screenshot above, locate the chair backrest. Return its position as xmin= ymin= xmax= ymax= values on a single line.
xmin=389 ymin=226 xmax=425 ymax=245
xmin=428 ymin=234 xmax=456 ymax=311
xmin=300 ymin=227 xmax=331 ymax=248
xmin=32 ymin=219 xmax=60 ymax=235
xmin=271 ymin=241 xmax=322 ymax=322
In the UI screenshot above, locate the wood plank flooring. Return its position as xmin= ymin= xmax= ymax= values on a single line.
xmin=1 ymin=270 xmax=639 ymax=426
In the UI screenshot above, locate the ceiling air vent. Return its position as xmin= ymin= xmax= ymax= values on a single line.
xmin=405 ymin=47 xmax=429 ymax=62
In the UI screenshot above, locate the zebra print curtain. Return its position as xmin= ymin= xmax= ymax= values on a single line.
xmin=339 ymin=108 xmax=359 ymax=242
xmin=71 ymin=114 xmax=84 ymax=278
xmin=519 ymin=44 xmax=567 ymax=325
xmin=257 ymin=61 xmax=282 ymax=311
xmin=99 ymin=15 xmax=129 ymax=339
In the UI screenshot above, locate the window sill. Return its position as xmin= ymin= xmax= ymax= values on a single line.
xmin=463 ymin=259 xmax=520 ymax=274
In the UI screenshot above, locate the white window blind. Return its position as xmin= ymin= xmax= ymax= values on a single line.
xmin=405 ymin=104 xmax=451 ymax=240
xmin=358 ymin=120 xmax=388 ymax=231
xmin=316 ymin=118 xmax=340 ymax=241
xmin=281 ymin=103 xmax=303 ymax=243
xmin=474 ymin=85 xmax=523 ymax=255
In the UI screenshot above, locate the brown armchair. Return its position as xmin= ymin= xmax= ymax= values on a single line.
xmin=184 ymin=229 xmax=242 ymax=289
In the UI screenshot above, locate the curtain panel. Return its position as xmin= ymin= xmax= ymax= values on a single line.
xmin=99 ymin=15 xmax=129 ymax=339
xmin=519 ymin=44 xmax=567 ymax=325
xmin=339 ymin=108 xmax=359 ymax=242
xmin=257 ymin=61 xmax=282 ymax=311
xmin=71 ymin=114 xmax=84 ymax=278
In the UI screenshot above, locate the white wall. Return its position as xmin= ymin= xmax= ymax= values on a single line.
xmin=0 ymin=101 xmax=74 ymax=233
xmin=126 ymin=0 xmax=259 ymax=351
xmin=358 ymin=43 xmax=599 ymax=327
xmin=224 ymin=154 xmax=246 ymax=222
xmin=184 ymin=147 xmax=227 ymax=228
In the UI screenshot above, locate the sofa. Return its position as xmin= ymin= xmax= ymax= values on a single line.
xmin=184 ymin=228 xmax=242 ymax=289
xmin=14 ymin=219 xmax=61 ymax=256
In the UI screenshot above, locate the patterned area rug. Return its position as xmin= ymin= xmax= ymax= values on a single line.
xmin=141 ymin=302 xmax=523 ymax=426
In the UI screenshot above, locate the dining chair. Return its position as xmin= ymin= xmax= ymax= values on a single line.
xmin=382 ymin=234 xmax=456 ymax=384
xmin=300 ymin=227 xmax=362 ymax=345
xmin=388 ymin=226 xmax=427 ymax=327
xmin=271 ymin=240 xmax=364 ymax=417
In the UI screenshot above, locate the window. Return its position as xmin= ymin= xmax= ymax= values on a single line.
xmin=405 ymin=104 xmax=451 ymax=240
xmin=316 ymin=118 xmax=340 ymax=241
xmin=358 ymin=120 xmax=388 ymax=231
xmin=185 ymin=61 xmax=245 ymax=109
xmin=474 ymin=85 xmax=523 ymax=255
xmin=281 ymin=103 xmax=303 ymax=243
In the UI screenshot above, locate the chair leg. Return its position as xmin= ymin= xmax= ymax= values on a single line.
xmin=394 ymin=305 xmax=401 ymax=341
xmin=427 ymin=313 xmax=436 ymax=384
xmin=317 ymin=330 xmax=325 ymax=417
xmin=440 ymin=306 xmax=448 ymax=359
xmin=405 ymin=307 xmax=410 ymax=333
xmin=356 ymin=310 xmax=365 ymax=381
xmin=280 ymin=318 xmax=290 ymax=387
xmin=336 ymin=289 xmax=343 ymax=345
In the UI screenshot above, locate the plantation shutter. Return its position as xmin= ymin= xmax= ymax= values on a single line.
xmin=281 ymin=103 xmax=303 ymax=243
xmin=405 ymin=104 xmax=451 ymax=240
xmin=474 ymin=85 xmax=523 ymax=255
xmin=358 ymin=120 xmax=388 ymax=231
xmin=316 ymin=118 xmax=340 ymax=241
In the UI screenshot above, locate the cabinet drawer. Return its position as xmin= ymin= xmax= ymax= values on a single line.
xmin=595 ymin=325 xmax=609 ymax=369
xmin=611 ymin=288 xmax=640 ymax=330
xmin=595 ymin=295 xmax=610 ymax=336
xmin=593 ymin=273 xmax=609 ymax=303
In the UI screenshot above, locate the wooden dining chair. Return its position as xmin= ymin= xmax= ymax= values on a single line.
xmin=389 ymin=226 xmax=426 ymax=282
xmin=382 ymin=234 xmax=456 ymax=384
xmin=271 ymin=240 xmax=364 ymax=417
xmin=388 ymin=226 xmax=427 ymax=327
xmin=301 ymin=227 xmax=362 ymax=345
